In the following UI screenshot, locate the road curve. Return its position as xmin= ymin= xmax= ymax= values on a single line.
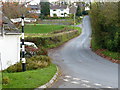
xmin=48 ymin=15 xmax=118 ymax=88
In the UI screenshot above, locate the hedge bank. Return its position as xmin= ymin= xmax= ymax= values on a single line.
xmin=25 ymin=30 xmax=79 ymax=49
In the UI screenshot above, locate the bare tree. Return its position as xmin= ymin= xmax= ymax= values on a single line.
xmin=2 ymin=1 xmax=37 ymax=19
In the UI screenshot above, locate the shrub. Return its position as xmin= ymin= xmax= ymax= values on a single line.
xmin=25 ymin=46 xmax=39 ymax=58
xmin=36 ymin=47 xmax=48 ymax=56
xmin=26 ymin=55 xmax=51 ymax=70
xmin=2 ymin=76 xmax=10 ymax=85
xmin=5 ymin=62 xmax=22 ymax=73
xmin=4 ymin=56 xmax=51 ymax=73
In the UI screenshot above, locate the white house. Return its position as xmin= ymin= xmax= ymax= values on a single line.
xmin=50 ymin=5 xmax=70 ymax=17
xmin=27 ymin=4 xmax=41 ymax=14
xmin=0 ymin=14 xmax=21 ymax=70
xmin=50 ymin=4 xmax=78 ymax=17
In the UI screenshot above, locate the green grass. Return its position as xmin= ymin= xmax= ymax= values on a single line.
xmin=68 ymin=26 xmax=81 ymax=33
xmin=2 ymin=64 xmax=57 ymax=88
xmin=24 ymin=24 xmax=66 ymax=33
xmin=0 ymin=72 xmax=2 ymax=89
xmin=101 ymin=50 xmax=120 ymax=60
xmin=91 ymin=38 xmax=120 ymax=60
xmin=24 ymin=24 xmax=81 ymax=34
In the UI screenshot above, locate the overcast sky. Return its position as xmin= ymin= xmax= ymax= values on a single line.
xmin=29 ymin=0 xmax=58 ymax=4
xmin=2 ymin=0 xmax=92 ymax=4
xmin=2 ymin=0 xmax=59 ymax=4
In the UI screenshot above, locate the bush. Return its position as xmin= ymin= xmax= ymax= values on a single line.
xmin=2 ymin=76 xmax=10 ymax=85
xmin=90 ymin=2 xmax=119 ymax=52
xmin=82 ymin=11 xmax=88 ymax=15
xmin=36 ymin=47 xmax=48 ymax=56
xmin=27 ymin=55 xmax=51 ymax=70
xmin=4 ymin=56 xmax=52 ymax=73
xmin=5 ymin=62 xmax=22 ymax=73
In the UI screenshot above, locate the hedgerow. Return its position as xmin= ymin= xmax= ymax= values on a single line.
xmin=90 ymin=2 xmax=120 ymax=52
xmin=25 ymin=30 xmax=79 ymax=49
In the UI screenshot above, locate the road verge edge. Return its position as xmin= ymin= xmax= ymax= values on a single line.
xmin=36 ymin=65 xmax=59 ymax=89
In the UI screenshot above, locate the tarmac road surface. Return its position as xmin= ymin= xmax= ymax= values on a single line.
xmin=48 ymin=15 xmax=118 ymax=88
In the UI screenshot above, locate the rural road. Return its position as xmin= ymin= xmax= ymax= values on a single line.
xmin=48 ymin=15 xmax=118 ymax=88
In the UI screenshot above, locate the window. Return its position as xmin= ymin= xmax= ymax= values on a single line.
xmin=53 ymin=14 xmax=57 ymax=17
xmin=61 ymin=13 xmax=64 ymax=15
xmin=53 ymin=9 xmax=56 ymax=11
xmin=61 ymin=9 xmax=63 ymax=11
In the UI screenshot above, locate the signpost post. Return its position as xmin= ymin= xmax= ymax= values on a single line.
xmin=21 ymin=14 xmax=26 ymax=71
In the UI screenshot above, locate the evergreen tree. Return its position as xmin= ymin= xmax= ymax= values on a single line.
xmin=76 ymin=5 xmax=82 ymax=16
xmin=40 ymin=2 xmax=50 ymax=16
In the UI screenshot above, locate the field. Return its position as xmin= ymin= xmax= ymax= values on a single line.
xmin=24 ymin=24 xmax=66 ymax=33
xmin=24 ymin=24 xmax=81 ymax=34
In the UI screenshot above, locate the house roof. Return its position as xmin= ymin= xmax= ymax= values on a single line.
xmin=50 ymin=5 xmax=67 ymax=9
xmin=0 ymin=12 xmax=21 ymax=35
xmin=27 ymin=5 xmax=41 ymax=10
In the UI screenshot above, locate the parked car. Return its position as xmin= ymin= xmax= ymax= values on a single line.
xmin=20 ymin=42 xmax=38 ymax=58
xmin=20 ymin=42 xmax=38 ymax=49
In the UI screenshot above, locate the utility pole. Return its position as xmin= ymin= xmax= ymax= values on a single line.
xmin=74 ymin=13 xmax=76 ymax=25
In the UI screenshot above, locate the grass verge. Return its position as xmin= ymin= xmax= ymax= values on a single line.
xmin=101 ymin=50 xmax=120 ymax=60
xmin=91 ymin=38 xmax=120 ymax=60
xmin=0 ymin=72 xmax=2 ymax=89
xmin=2 ymin=64 xmax=57 ymax=88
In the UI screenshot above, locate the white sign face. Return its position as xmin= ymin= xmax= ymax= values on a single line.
xmin=11 ymin=18 xmax=21 ymax=23
xmin=11 ymin=18 xmax=36 ymax=23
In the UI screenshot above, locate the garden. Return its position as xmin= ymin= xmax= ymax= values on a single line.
xmin=2 ymin=45 xmax=57 ymax=88
xmin=2 ymin=24 xmax=81 ymax=88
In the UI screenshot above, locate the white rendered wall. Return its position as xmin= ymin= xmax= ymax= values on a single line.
xmin=50 ymin=8 xmax=69 ymax=17
xmin=0 ymin=35 xmax=21 ymax=70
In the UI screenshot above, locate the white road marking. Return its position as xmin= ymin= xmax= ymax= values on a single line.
xmin=63 ymin=79 xmax=69 ymax=82
xmin=65 ymin=75 xmax=72 ymax=78
xmin=107 ymin=86 xmax=112 ymax=88
xmin=94 ymin=83 xmax=102 ymax=86
xmin=81 ymin=80 xmax=90 ymax=83
xmin=71 ymin=81 xmax=80 ymax=84
xmin=82 ymin=84 xmax=91 ymax=88
xmin=73 ymin=78 xmax=80 ymax=81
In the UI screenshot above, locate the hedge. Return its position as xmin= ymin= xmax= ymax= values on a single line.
xmin=25 ymin=30 xmax=79 ymax=49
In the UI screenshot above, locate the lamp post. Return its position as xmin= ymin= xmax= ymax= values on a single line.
xmin=21 ymin=14 xmax=26 ymax=71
